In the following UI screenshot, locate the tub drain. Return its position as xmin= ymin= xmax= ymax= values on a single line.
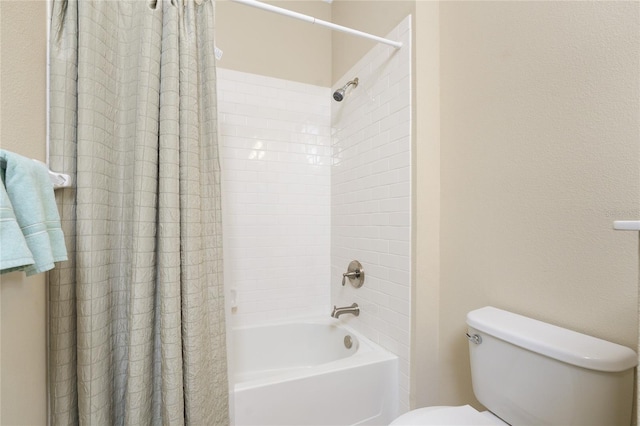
xmin=344 ymin=335 xmax=353 ymax=349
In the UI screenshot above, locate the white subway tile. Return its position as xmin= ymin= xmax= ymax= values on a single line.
xmin=220 ymin=69 xmax=331 ymax=326
xmin=331 ymin=20 xmax=412 ymax=410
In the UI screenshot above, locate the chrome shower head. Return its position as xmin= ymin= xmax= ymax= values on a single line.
xmin=333 ymin=77 xmax=359 ymax=102
xmin=333 ymin=88 xmax=346 ymax=102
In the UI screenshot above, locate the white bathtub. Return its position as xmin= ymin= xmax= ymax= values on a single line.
xmin=231 ymin=318 xmax=399 ymax=426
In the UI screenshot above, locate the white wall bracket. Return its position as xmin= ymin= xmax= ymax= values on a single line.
xmin=613 ymin=221 xmax=640 ymax=231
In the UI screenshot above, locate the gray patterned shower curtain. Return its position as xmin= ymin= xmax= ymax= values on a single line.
xmin=48 ymin=0 xmax=228 ymax=424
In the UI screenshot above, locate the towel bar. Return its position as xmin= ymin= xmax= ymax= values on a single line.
xmin=613 ymin=221 xmax=640 ymax=231
xmin=32 ymin=159 xmax=72 ymax=190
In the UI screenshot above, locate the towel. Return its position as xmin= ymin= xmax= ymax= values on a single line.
xmin=0 ymin=150 xmax=68 ymax=276
xmin=0 ymin=182 xmax=35 ymax=273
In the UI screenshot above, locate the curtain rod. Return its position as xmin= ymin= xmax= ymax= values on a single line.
xmin=229 ymin=0 xmax=403 ymax=49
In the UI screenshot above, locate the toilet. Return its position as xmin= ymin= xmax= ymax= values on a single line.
xmin=392 ymin=306 xmax=638 ymax=425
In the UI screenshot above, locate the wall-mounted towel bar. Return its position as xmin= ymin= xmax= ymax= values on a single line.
xmin=1 ymin=152 xmax=72 ymax=190
xmin=32 ymin=159 xmax=72 ymax=190
xmin=613 ymin=221 xmax=640 ymax=231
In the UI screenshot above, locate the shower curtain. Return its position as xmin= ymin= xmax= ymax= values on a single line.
xmin=47 ymin=0 xmax=228 ymax=424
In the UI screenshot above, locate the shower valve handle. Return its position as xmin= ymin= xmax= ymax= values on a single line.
xmin=341 ymin=260 xmax=365 ymax=288
xmin=342 ymin=270 xmax=360 ymax=286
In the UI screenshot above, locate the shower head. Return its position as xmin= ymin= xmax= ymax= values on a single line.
xmin=333 ymin=77 xmax=359 ymax=102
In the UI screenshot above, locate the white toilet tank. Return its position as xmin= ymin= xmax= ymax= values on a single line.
xmin=466 ymin=307 xmax=637 ymax=426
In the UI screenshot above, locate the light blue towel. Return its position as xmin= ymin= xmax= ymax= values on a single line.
xmin=0 ymin=182 xmax=35 ymax=273
xmin=0 ymin=150 xmax=68 ymax=276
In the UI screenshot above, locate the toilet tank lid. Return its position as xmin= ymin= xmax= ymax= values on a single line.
xmin=467 ymin=306 xmax=637 ymax=372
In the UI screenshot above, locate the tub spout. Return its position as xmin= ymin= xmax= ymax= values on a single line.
xmin=331 ymin=303 xmax=359 ymax=319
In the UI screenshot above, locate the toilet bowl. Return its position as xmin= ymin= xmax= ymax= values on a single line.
xmin=389 ymin=306 xmax=637 ymax=426
xmin=390 ymin=405 xmax=506 ymax=426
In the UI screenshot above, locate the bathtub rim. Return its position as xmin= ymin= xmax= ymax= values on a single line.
xmin=231 ymin=316 xmax=398 ymax=391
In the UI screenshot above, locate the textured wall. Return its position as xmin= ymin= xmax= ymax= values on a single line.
xmin=0 ymin=1 xmax=48 ymax=423
xmin=331 ymin=16 xmax=412 ymax=414
xmin=218 ymin=68 xmax=332 ymax=326
xmin=437 ymin=1 xmax=639 ymax=407
xmin=411 ymin=0 xmax=441 ymax=410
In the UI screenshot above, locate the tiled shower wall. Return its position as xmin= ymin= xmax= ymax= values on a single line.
xmin=331 ymin=16 xmax=412 ymax=412
xmin=217 ymin=68 xmax=332 ymax=326
xmin=218 ymin=14 xmax=411 ymax=412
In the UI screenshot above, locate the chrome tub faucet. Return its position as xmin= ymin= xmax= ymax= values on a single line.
xmin=331 ymin=303 xmax=360 ymax=319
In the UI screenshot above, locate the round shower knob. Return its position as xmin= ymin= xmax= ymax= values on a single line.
xmin=342 ymin=260 xmax=365 ymax=288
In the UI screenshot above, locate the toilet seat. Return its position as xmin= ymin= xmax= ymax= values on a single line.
xmin=390 ymin=405 xmax=508 ymax=426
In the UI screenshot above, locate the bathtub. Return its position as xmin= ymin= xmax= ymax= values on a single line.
xmin=231 ymin=318 xmax=399 ymax=426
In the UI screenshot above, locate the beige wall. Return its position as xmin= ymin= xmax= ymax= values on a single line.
xmin=215 ymin=0 xmax=332 ymax=86
xmin=412 ymin=0 xmax=440 ymax=410
xmin=435 ymin=0 xmax=639 ymax=407
xmin=0 ymin=1 xmax=49 ymax=424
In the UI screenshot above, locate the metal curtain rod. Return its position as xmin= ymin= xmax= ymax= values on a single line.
xmin=229 ymin=0 xmax=403 ymax=49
